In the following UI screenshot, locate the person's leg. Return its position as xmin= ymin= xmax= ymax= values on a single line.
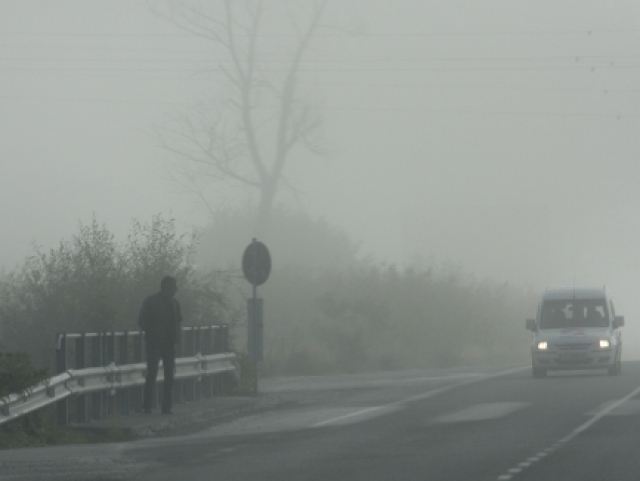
xmin=143 ymin=341 xmax=160 ymax=413
xmin=160 ymin=343 xmax=176 ymax=413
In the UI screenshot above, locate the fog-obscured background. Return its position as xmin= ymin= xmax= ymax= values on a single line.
xmin=2 ymin=1 xmax=640 ymax=365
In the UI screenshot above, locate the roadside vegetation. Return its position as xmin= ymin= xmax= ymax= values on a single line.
xmin=0 ymin=209 xmax=537 ymax=447
xmin=198 ymin=206 xmax=538 ymax=375
xmin=0 ymin=208 xmax=537 ymax=376
xmin=0 ymin=214 xmax=240 ymax=369
xmin=262 ymin=263 xmax=536 ymax=375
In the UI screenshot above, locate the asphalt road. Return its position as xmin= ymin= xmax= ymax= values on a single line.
xmin=3 ymin=362 xmax=640 ymax=480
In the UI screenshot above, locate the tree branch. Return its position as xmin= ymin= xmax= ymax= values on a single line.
xmin=272 ymin=0 xmax=329 ymax=180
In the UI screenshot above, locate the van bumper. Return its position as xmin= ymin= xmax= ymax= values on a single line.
xmin=532 ymin=349 xmax=616 ymax=370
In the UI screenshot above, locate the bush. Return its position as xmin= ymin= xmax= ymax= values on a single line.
xmin=0 ymin=215 xmax=238 ymax=369
xmin=195 ymin=206 xmax=538 ymax=376
xmin=0 ymin=353 xmax=48 ymax=398
xmin=259 ymin=261 xmax=537 ymax=376
xmin=0 ymin=352 xmax=52 ymax=448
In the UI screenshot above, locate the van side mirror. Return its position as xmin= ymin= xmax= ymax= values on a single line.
xmin=526 ymin=318 xmax=537 ymax=331
xmin=613 ymin=316 xmax=625 ymax=329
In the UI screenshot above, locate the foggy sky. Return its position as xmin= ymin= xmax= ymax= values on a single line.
xmin=2 ymin=1 xmax=640 ymax=341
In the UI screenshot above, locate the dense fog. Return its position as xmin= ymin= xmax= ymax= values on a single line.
xmin=2 ymin=1 xmax=640 ymax=361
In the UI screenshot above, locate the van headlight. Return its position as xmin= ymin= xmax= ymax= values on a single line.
xmin=537 ymin=341 xmax=548 ymax=350
xmin=599 ymin=339 xmax=611 ymax=348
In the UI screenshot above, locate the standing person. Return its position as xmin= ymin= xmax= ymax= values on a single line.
xmin=138 ymin=276 xmax=182 ymax=414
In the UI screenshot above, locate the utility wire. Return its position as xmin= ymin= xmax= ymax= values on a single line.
xmin=2 ymin=54 xmax=640 ymax=63
xmin=2 ymin=28 xmax=640 ymax=37
xmin=1 ymin=65 xmax=637 ymax=73
xmin=329 ymin=107 xmax=638 ymax=118
xmin=0 ymin=95 xmax=636 ymax=119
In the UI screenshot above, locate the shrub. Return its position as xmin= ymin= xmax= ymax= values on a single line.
xmin=193 ymin=207 xmax=538 ymax=376
xmin=0 ymin=215 xmax=238 ymax=369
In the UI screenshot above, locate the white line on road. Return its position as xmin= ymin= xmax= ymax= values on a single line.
xmin=313 ymin=406 xmax=385 ymax=427
xmin=367 ymin=373 xmax=486 ymax=385
xmin=433 ymin=402 xmax=528 ymax=424
xmin=585 ymin=399 xmax=640 ymax=416
xmin=495 ymin=383 xmax=640 ymax=480
xmin=313 ymin=366 xmax=528 ymax=428
xmin=559 ymin=384 xmax=640 ymax=443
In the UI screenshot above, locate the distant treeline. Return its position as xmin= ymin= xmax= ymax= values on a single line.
xmin=0 ymin=209 xmax=537 ymax=376
xmin=262 ymin=262 xmax=537 ymax=374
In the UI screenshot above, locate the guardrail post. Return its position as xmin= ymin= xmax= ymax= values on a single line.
xmin=184 ymin=328 xmax=196 ymax=402
xmin=90 ymin=334 xmax=103 ymax=420
xmin=203 ymin=326 xmax=213 ymax=355
xmin=195 ymin=327 xmax=202 ymax=401
xmin=107 ymin=332 xmax=116 ymax=364
xmin=202 ymin=327 xmax=214 ymax=398
xmin=106 ymin=332 xmax=116 ymax=417
xmin=213 ymin=326 xmax=226 ymax=396
xmin=212 ymin=325 xmax=220 ymax=354
xmin=222 ymin=324 xmax=230 ymax=352
xmin=119 ymin=332 xmax=130 ymax=416
xmin=147 ymin=330 xmax=159 ymax=411
xmin=56 ymin=333 xmax=69 ymax=425
xmin=75 ymin=333 xmax=87 ymax=423
xmin=222 ymin=324 xmax=230 ymax=394
xmin=132 ymin=332 xmax=144 ymax=413
xmin=173 ymin=329 xmax=184 ymax=406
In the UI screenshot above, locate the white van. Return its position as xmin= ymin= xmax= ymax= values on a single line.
xmin=525 ymin=287 xmax=624 ymax=378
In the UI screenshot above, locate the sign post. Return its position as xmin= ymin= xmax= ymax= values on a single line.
xmin=242 ymin=238 xmax=271 ymax=396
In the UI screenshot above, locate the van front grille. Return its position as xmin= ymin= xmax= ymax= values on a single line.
xmin=555 ymin=343 xmax=593 ymax=350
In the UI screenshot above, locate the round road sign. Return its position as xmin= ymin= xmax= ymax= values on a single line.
xmin=242 ymin=239 xmax=271 ymax=286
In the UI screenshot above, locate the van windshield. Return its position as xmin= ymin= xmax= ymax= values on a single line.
xmin=540 ymin=299 xmax=609 ymax=329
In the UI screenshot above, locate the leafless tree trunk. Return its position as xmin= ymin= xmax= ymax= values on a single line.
xmin=152 ymin=0 xmax=330 ymax=238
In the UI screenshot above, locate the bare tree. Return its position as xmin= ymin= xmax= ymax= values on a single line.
xmin=152 ymin=0 xmax=330 ymax=237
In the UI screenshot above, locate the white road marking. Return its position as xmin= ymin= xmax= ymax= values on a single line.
xmin=261 ymin=372 xmax=486 ymax=393
xmin=313 ymin=406 xmax=385 ymax=427
xmin=433 ymin=403 xmax=528 ymax=424
xmin=367 ymin=374 xmax=486 ymax=385
xmin=558 ymin=385 xmax=640 ymax=443
xmin=165 ymin=367 xmax=529 ymax=436
xmin=586 ymin=399 xmax=640 ymax=416
xmin=394 ymin=367 xmax=529 ymax=406
xmin=314 ymin=367 xmax=528 ymax=428
xmin=495 ymin=383 xmax=640 ymax=480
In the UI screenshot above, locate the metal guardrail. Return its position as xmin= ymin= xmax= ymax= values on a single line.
xmin=0 ymin=325 xmax=240 ymax=426
xmin=0 ymin=372 xmax=73 ymax=423
xmin=0 ymin=353 xmax=239 ymax=425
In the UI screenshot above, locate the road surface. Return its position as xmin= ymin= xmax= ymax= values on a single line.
xmin=2 ymin=362 xmax=640 ymax=480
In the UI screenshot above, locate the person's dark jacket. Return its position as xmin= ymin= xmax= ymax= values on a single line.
xmin=138 ymin=292 xmax=182 ymax=344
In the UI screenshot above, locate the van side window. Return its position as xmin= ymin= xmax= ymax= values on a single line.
xmin=610 ymin=301 xmax=616 ymax=319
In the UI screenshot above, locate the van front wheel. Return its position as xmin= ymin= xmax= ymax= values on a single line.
xmin=608 ymin=352 xmax=621 ymax=376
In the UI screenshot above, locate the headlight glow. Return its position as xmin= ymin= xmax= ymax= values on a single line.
xmin=599 ymin=339 xmax=610 ymax=348
xmin=537 ymin=341 xmax=548 ymax=350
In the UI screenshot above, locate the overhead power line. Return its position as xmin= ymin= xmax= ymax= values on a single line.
xmin=0 ymin=95 xmax=637 ymax=120
xmin=1 ymin=54 xmax=640 ymax=63
xmin=2 ymin=28 xmax=640 ymax=37
xmin=1 ymin=65 xmax=639 ymax=74
xmin=0 ymin=95 xmax=177 ymax=105
xmin=329 ymin=107 xmax=639 ymax=118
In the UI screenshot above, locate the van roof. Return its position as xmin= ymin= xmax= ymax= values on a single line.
xmin=542 ymin=287 xmax=607 ymax=301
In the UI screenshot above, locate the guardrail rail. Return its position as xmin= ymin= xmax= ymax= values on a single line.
xmin=0 ymin=325 xmax=239 ymax=426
